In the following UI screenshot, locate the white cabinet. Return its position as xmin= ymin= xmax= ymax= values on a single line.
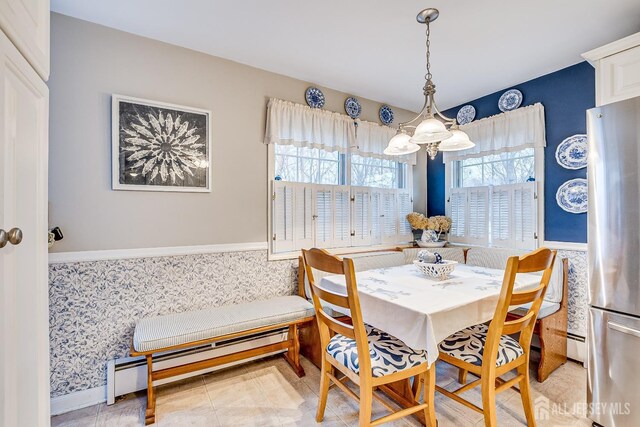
xmin=0 ymin=22 xmax=50 ymax=427
xmin=583 ymin=32 xmax=640 ymax=106
xmin=0 ymin=0 xmax=50 ymax=80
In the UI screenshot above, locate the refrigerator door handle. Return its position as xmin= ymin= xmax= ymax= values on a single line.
xmin=607 ymin=321 xmax=640 ymax=338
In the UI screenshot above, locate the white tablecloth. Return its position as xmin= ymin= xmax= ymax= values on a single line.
xmin=319 ymin=263 xmax=541 ymax=365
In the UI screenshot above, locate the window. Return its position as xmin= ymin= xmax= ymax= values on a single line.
xmin=275 ymin=145 xmax=341 ymax=185
xmin=271 ymin=144 xmax=413 ymax=255
xmin=447 ymin=148 xmax=540 ymax=250
xmin=350 ymin=154 xmax=404 ymax=189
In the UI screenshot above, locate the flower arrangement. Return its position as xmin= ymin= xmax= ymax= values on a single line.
xmin=406 ymin=212 xmax=452 ymax=241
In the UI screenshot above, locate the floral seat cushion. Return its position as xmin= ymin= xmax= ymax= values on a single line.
xmin=326 ymin=325 xmax=428 ymax=377
xmin=438 ymin=323 xmax=524 ymax=367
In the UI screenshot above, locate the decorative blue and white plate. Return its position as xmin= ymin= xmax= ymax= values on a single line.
xmin=498 ymin=89 xmax=523 ymax=112
xmin=379 ymin=105 xmax=394 ymax=125
xmin=555 ymin=134 xmax=587 ymax=170
xmin=344 ymin=97 xmax=362 ymax=119
xmin=556 ymin=178 xmax=588 ymax=214
xmin=305 ymin=87 xmax=325 ymax=109
xmin=456 ymin=105 xmax=476 ymax=125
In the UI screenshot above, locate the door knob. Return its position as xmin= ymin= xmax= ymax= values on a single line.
xmin=8 ymin=228 xmax=22 ymax=245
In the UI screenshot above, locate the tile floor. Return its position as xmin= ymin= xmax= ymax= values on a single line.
xmin=52 ymin=354 xmax=590 ymax=426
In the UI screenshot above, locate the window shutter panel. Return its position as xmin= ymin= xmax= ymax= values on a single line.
xmin=513 ymin=182 xmax=537 ymax=249
xmin=351 ymin=187 xmax=371 ymax=246
xmin=272 ymin=181 xmax=295 ymax=253
xmin=370 ymin=190 xmax=382 ymax=244
xmin=448 ymin=188 xmax=467 ymax=242
xmin=314 ymin=186 xmax=334 ymax=248
xmin=333 ymin=187 xmax=351 ymax=247
xmin=467 ymin=187 xmax=489 ymax=246
xmin=293 ymin=184 xmax=314 ymax=249
xmin=491 ymin=185 xmax=512 ymax=248
xmin=397 ymin=189 xmax=413 ymax=242
xmin=382 ymin=190 xmax=398 ymax=243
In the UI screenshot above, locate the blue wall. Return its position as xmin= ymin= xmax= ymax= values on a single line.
xmin=428 ymin=61 xmax=594 ymax=243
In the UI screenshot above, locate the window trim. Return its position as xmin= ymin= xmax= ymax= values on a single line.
xmin=444 ymin=145 xmax=545 ymax=248
xmin=267 ymin=143 xmax=414 ymax=260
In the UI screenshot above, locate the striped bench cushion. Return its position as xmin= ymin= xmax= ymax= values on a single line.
xmin=133 ymin=295 xmax=315 ymax=353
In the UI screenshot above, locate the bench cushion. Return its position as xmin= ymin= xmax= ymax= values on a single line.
xmin=402 ymin=247 xmax=466 ymax=265
xmin=465 ymin=247 xmax=564 ymax=304
xmin=510 ymin=300 xmax=561 ymax=319
xmin=133 ymin=295 xmax=315 ymax=353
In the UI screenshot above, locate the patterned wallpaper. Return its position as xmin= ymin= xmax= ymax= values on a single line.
xmin=559 ymin=249 xmax=588 ymax=337
xmin=48 ymin=248 xmax=588 ymax=399
xmin=48 ymin=250 xmax=297 ymax=398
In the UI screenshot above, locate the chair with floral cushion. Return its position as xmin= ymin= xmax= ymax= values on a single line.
xmin=301 ymin=248 xmax=436 ymax=427
xmin=437 ymin=248 xmax=557 ymax=427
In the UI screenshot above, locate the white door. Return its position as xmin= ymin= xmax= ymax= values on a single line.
xmin=0 ymin=0 xmax=50 ymax=80
xmin=0 ymin=29 xmax=50 ymax=427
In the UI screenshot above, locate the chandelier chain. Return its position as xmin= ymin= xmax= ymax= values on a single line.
xmin=425 ymin=21 xmax=432 ymax=81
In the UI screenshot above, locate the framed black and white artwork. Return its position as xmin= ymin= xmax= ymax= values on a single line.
xmin=112 ymin=95 xmax=212 ymax=192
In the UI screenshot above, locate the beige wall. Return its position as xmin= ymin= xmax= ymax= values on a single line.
xmin=48 ymin=13 xmax=423 ymax=252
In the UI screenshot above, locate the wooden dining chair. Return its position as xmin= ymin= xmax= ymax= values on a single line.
xmin=436 ymin=248 xmax=557 ymax=427
xmin=301 ymin=248 xmax=437 ymax=427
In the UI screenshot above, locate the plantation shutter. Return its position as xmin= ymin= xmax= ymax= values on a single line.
xmin=397 ymin=190 xmax=413 ymax=242
xmin=466 ymin=187 xmax=489 ymax=246
xmin=314 ymin=186 xmax=334 ymax=248
xmin=333 ymin=187 xmax=351 ymax=247
xmin=272 ymin=181 xmax=295 ymax=253
xmin=293 ymin=184 xmax=314 ymax=249
xmin=491 ymin=185 xmax=512 ymax=248
xmin=513 ymin=182 xmax=537 ymax=249
xmin=370 ymin=190 xmax=382 ymax=244
xmin=382 ymin=190 xmax=398 ymax=243
xmin=448 ymin=188 xmax=467 ymax=242
xmin=351 ymin=187 xmax=371 ymax=246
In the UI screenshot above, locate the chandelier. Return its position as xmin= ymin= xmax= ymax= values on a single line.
xmin=384 ymin=8 xmax=474 ymax=160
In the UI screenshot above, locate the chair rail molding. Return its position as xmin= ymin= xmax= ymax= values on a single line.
xmin=48 ymin=242 xmax=270 ymax=264
xmin=543 ymin=241 xmax=587 ymax=251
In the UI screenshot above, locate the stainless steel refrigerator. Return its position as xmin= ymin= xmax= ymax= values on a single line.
xmin=588 ymin=96 xmax=640 ymax=427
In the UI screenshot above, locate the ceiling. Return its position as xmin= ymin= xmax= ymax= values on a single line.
xmin=50 ymin=0 xmax=640 ymax=112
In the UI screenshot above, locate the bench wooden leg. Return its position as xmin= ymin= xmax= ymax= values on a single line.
xmin=145 ymin=355 xmax=156 ymax=425
xmin=284 ymin=323 xmax=305 ymax=377
xmin=537 ymin=312 xmax=567 ymax=382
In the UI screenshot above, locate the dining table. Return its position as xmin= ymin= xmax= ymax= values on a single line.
xmin=319 ymin=261 xmax=544 ymax=425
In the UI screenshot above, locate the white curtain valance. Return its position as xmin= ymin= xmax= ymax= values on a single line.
xmin=443 ymin=103 xmax=546 ymax=162
xmin=264 ymin=98 xmax=355 ymax=153
xmin=355 ymin=119 xmax=417 ymax=166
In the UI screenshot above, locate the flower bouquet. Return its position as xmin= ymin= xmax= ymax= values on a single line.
xmin=406 ymin=212 xmax=452 ymax=248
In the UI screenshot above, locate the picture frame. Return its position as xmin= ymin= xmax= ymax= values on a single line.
xmin=112 ymin=94 xmax=212 ymax=192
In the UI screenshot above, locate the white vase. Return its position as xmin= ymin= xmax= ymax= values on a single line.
xmin=421 ymin=229 xmax=438 ymax=243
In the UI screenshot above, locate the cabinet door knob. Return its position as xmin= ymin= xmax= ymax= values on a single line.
xmin=7 ymin=228 xmax=22 ymax=245
xmin=0 ymin=229 xmax=7 ymax=248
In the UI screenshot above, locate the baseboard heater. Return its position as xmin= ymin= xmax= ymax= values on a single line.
xmin=106 ymin=327 xmax=289 ymax=405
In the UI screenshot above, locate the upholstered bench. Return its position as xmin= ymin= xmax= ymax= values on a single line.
xmin=131 ymin=295 xmax=315 ymax=425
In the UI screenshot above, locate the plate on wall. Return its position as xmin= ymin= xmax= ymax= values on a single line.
xmin=556 ymin=134 xmax=587 ymax=170
xmin=379 ymin=105 xmax=394 ymax=125
xmin=305 ymin=87 xmax=325 ymax=109
xmin=556 ymin=178 xmax=588 ymax=214
xmin=498 ymin=89 xmax=523 ymax=112
xmin=344 ymin=97 xmax=362 ymax=119
xmin=456 ymin=105 xmax=476 ymax=125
